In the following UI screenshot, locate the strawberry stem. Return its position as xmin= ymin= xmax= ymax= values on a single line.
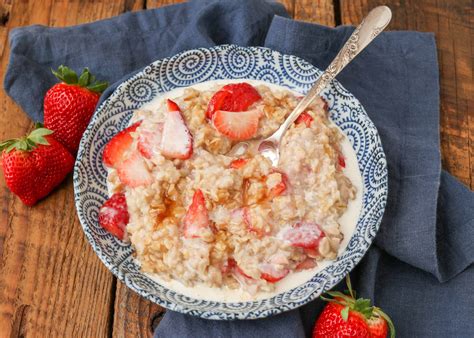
xmin=51 ymin=65 xmax=108 ymax=93
xmin=346 ymin=274 xmax=355 ymax=299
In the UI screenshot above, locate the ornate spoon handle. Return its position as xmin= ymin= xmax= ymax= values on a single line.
xmin=269 ymin=6 xmax=392 ymax=142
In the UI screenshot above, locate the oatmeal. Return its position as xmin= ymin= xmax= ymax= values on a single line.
xmin=100 ymin=81 xmax=356 ymax=294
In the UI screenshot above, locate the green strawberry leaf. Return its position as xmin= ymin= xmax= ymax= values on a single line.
xmin=27 ymin=128 xmax=52 ymax=147
xmin=0 ymin=139 xmax=15 ymax=152
xmin=353 ymin=298 xmax=373 ymax=318
xmin=26 ymin=138 xmax=37 ymax=149
xmin=340 ymin=306 xmax=350 ymax=321
xmin=29 ymin=128 xmax=53 ymax=138
xmin=52 ymin=65 xmax=108 ymax=93
xmin=52 ymin=65 xmax=78 ymax=84
xmin=87 ymin=80 xmax=109 ymax=93
xmin=5 ymin=143 xmax=17 ymax=153
xmin=17 ymin=139 xmax=28 ymax=151
xmin=78 ymin=68 xmax=91 ymax=87
xmin=29 ymin=135 xmax=50 ymax=145
xmin=326 ymin=291 xmax=354 ymax=304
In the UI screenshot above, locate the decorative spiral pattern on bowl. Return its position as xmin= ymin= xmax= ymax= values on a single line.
xmin=73 ymin=44 xmax=388 ymax=320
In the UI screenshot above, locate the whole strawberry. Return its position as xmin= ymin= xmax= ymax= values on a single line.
xmin=0 ymin=125 xmax=74 ymax=206
xmin=313 ymin=276 xmax=395 ymax=338
xmin=44 ymin=65 xmax=108 ymax=154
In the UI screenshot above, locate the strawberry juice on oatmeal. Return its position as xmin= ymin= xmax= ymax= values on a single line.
xmin=99 ymin=79 xmax=362 ymax=301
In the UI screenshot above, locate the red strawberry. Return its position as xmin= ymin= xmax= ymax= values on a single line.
xmin=182 ymin=189 xmax=210 ymax=238
xmin=236 ymin=266 xmax=252 ymax=279
xmin=212 ymin=109 xmax=260 ymax=141
xmin=137 ymin=123 xmax=163 ymax=159
xmin=313 ymin=276 xmax=395 ymax=338
xmin=103 ymin=122 xmax=141 ymax=167
xmin=221 ymin=257 xmax=237 ymax=274
xmin=242 ymin=207 xmax=267 ymax=237
xmin=116 ymin=153 xmax=152 ymax=187
xmin=160 ymin=99 xmax=193 ymax=160
xmin=281 ymin=222 xmax=324 ymax=249
xmin=267 ymin=170 xmax=289 ymax=197
xmin=44 ymin=66 xmax=108 ymax=154
xmin=295 ymin=258 xmax=317 ymax=271
xmin=295 ymin=112 xmax=314 ymax=127
xmin=98 ymin=192 xmax=129 ymax=240
xmin=338 ymin=154 xmax=346 ymax=169
xmin=259 ymin=263 xmax=289 ymax=283
xmin=206 ymin=83 xmax=261 ymax=119
xmin=304 ymin=248 xmax=319 ymax=258
xmin=221 ymin=258 xmax=253 ymax=278
xmin=0 ymin=126 xmax=74 ymax=206
xmin=229 ymin=158 xmax=248 ymax=169
xmin=367 ymin=316 xmax=390 ymax=338
xmin=166 ymin=99 xmax=180 ymax=112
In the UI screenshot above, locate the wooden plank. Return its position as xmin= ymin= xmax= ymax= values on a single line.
xmin=280 ymin=0 xmax=296 ymax=18
xmin=339 ymin=0 xmax=473 ymax=189
xmin=0 ymin=0 xmax=147 ymax=336
xmin=113 ymin=281 xmax=164 ymax=338
xmin=294 ymin=0 xmax=336 ymax=26
xmin=146 ymin=0 xmax=186 ymax=9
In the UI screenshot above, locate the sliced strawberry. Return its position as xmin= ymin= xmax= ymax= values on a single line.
xmin=295 ymin=258 xmax=317 ymax=271
xmin=212 ymin=109 xmax=260 ymax=141
xmin=295 ymin=112 xmax=314 ymax=127
xmin=160 ymin=99 xmax=193 ymax=160
xmin=338 ymin=154 xmax=346 ymax=168
xmin=137 ymin=123 xmax=163 ymax=159
xmin=267 ymin=170 xmax=290 ymax=197
xmin=98 ymin=193 xmax=129 ymax=240
xmin=229 ymin=158 xmax=248 ymax=169
xmin=304 ymin=247 xmax=319 ymax=258
xmin=103 ymin=122 xmax=141 ymax=168
xmin=243 ymin=207 xmax=266 ymax=237
xmin=116 ymin=153 xmax=152 ymax=187
xmin=281 ymin=222 xmax=324 ymax=249
xmin=222 ymin=258 xmax=253 ymax=278
xmin=183 ymin=189 xmax=210 ymax=238
xmin=206 ymin=83 xmax=261 ymax=119
xmin=235 ymin=264 xmax=253 ymax=279
xmin=221 ymin=257 xmax=237 ymax=274
xmin=166 ymin=98 xmax=180 ymax=112
xmin=206 ymin=90 xmax=233 ymax=119
xmin=222 ymin=83 xmax=262 ymax=112
xmin=259 ymin=263 xmax=289 ymax=283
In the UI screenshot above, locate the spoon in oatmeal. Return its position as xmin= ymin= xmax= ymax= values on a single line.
xmin=227 ymin=6 xmax=392 ymax=166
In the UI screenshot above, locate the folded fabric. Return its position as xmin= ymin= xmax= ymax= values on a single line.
xmin=4 ymin=1 xmax=474 ymax=337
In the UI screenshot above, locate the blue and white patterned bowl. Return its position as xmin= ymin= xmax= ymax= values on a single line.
xmin=74 ymin=45 xmax=388 ymax=320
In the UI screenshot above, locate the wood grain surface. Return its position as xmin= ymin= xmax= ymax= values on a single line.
xmin=0 ymin=0 xmax=471 ymax=337
xmin=340 ymin=0 xmax=473 ymax=189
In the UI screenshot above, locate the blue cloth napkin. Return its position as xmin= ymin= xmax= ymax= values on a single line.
xmin=4 ymin=1 xmax=474 ymax=337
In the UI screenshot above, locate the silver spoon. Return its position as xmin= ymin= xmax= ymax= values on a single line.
xmin=227 ymin=6 xmax=392 ymax=165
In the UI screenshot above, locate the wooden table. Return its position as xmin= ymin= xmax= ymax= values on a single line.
xmin=0 ymin=0 xmax=471 ymax=336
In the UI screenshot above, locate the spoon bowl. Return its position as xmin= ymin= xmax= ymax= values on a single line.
xmin=227 ymin=6 xmax=392 ymax=165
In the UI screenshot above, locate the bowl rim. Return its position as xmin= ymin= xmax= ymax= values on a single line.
xmin=73 ymin=44 xmax=388 ymax=320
